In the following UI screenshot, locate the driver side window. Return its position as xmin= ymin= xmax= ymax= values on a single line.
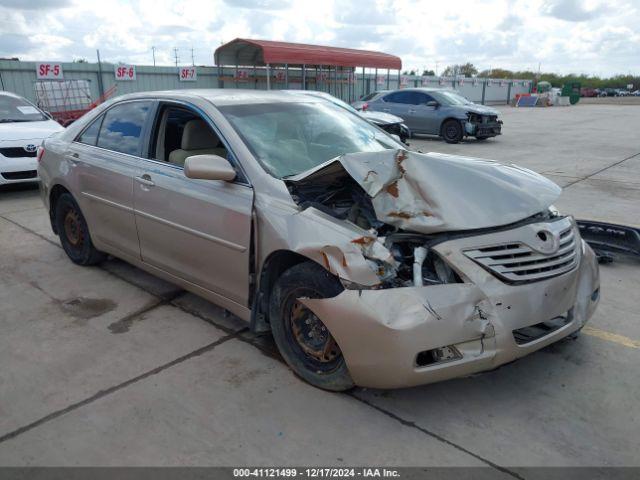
xmin=151 ymin=106 xmax=228 ymax=168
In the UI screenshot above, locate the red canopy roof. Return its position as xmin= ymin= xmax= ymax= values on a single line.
xmin=214 ymin=38 xmax=402 ymax=70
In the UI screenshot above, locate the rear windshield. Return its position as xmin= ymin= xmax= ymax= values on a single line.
xmin=0 ymin=95 xmax=47 ymax=123
xmin=218 ymin=101 xmax=400 ymax=178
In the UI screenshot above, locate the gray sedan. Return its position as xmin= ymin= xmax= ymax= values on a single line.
xmin=354 ymin=88 xmax=502 ymax=143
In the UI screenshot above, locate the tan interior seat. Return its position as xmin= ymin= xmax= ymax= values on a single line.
xmin=168 ymin=119 xmax=227 ymax=167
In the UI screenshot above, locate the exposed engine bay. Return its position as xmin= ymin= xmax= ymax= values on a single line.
xmin=286 ymin=149 xmax=561 ymax=289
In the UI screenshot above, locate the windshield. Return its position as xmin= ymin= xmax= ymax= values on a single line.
xmin=218 ymin=101 xmax=401 ymax=178
xmin=0 ymin=95 xmax=47 ymax=122
xmin=433 ymin=91 xmax=472 ymax=106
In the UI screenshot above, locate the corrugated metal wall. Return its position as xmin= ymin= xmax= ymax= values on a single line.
xmin=0 ymin=60 xmax=532 ymax=106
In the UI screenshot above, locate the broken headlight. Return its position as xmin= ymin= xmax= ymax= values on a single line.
xmin=386 ymin=240 xmax=462 ymax=288
xmin=548 ymin=205 xmax=561 ymax=218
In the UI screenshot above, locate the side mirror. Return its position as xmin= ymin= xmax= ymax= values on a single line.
xmin=184 ymin=154 xmax=236 ymax=182
xmin=426 ymin=100 xmax=438 ymax=108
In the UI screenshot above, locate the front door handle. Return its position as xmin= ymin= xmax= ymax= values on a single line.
xmin=135 ymin=174 xmax=155 ymax=187
xmin=408 ymin=109 xmax=416 ymax=113
xmin=382 ymin=108 xmax=390 ymax=112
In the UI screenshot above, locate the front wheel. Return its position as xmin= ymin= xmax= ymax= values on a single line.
xmin=269 ymin=262 xmax=354 ymax=391
xmin=54 ymin=193 xmax=106 ymax=266
xmin=441 ymin=119 xmax=463 ymax=143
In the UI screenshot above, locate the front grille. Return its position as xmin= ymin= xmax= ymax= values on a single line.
xmin=0 ymin=147 xmax=37 ymax=158
xmin=1 ymin=170 xmax=38 ymax=180
xmin=464 ymin=225 xmax=578 ymax=283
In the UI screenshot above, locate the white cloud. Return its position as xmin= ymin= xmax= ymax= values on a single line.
xmin=0 ymin=0 xmax=637 ymax=76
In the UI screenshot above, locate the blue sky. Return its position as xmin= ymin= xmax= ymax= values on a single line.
xmin=0 ymin=0 xmax=638 ymax=76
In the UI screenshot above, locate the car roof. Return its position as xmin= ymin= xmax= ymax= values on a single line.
xmin=110 ymin=88 xmax=328 ymax=106
xmin=0 ymin=91 xmax=26 ymax=99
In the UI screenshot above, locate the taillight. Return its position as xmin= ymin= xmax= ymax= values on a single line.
xmin=362 ymin=102 xmax=369 ymax=111
xmin=37 ymin=146 xmax=45 ymax=162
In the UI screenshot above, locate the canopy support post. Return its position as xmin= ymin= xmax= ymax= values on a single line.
xmin=266 ymin=63 xmax=271 ymax=90
xmin=302 ymin=64 xmax=306 ymax=90
xmin=362 ymin=66 xmax=365 ymax=98
xmin=285 ymin=64 xmax=289 ymax=89
xmin=386 ymin=69 xmax=390 ymax=89
xmin=397 ymin=70 xmax=401 ymax=88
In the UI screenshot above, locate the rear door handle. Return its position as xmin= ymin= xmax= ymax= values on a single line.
xmin=382 ymin=108 xmax=390 ymax=112
xmin=135 ymin=174 xmax=155 ymax=187
xmin=408 ymin=109 xmax=416 ymax=113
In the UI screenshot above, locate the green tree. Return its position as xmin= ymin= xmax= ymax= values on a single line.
xmin=422 ymin=69 xmax=435 ymax=76
xmin=442 ymin=63 xmax=478 ymax=77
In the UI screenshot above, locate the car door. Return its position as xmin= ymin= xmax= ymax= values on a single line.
xmin=68 ymin=100 xmax=152 ymax=259
xmin=133 ymin=101 xmax=254 ymax=307
xmin=409 ymin=92 xmax=440 ymax=134
xmin=376 ymin=91 xmax=411 ymax=121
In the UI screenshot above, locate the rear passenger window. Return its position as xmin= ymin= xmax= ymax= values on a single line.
xmin=76 ymin=116 xmax=102 ymax=146
xmin=97 ymin=101 xmax=151 ymax=156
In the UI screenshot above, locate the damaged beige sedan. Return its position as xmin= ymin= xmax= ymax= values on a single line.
xmin=38 ymin=90 xmax=600 ymax=390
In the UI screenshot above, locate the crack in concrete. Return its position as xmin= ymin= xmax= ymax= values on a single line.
xmin=0 ymin=331 xmax=242 ymax=446
xmin=563 ymin=151 xmax=640 ymax=189
xmin=349 ymin=395 xmax=526 ymax=480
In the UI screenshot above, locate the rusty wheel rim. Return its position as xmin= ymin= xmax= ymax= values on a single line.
xmin=289 ymin=300 xmax=341 ymax=364
xmin=63 ymin=209 xmax=83 ymax=248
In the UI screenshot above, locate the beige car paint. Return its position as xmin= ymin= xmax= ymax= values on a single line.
xmin=39 ymin=89 xmax=600 ymax=389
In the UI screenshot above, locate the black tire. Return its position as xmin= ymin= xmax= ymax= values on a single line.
xmin=441 ymin=119 xmax=463 ymax=143
xmin=269 ymin=262 xmax=354 ymax=391
xmin=54 ymin=193 xmax=106 ymax=266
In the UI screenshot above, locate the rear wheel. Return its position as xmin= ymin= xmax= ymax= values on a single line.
xmin=442 ymin=119 xmax=463 ymax=143
xmin=269 ymin=262 xmax=354 ymax=391
xmin=54 ymin=193 xmax=106 ymax=266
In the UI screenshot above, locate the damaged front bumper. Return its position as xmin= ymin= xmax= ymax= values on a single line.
xmin=464 ymin=119 xmax=502 ymax=137
xmin=301 ymin=223 xmax=600 ymax=389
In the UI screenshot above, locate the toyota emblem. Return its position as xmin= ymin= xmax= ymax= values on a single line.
xmin=534 ymin=229 xmax=560 ymax=254
xmin=24 ymin=144 xmax=37 ymax=153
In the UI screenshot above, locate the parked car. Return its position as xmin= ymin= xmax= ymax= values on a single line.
xmin=354 ymin=88 xmax=502 ymax=143
xmin=616 ymin=89 xmax=630 ymax=97
xmin=580 ymin=87 xmax=597 ymax=97
xmin=599 ymin=88 xmax=617 ymax=97
xmin=632 ymin=90 xmax=640 ymax=96
xmin=292 ymin=90 xmax=410 ymax=143
xmin=0 ymin=91 xmax=64 ymax=186
xmin=38 ymin=90 xmax=600 ymax=391
xmin=351 ymin=90 xmax=388 ymax=111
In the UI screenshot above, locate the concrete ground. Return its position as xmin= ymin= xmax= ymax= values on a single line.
xmin=0 ymin=103 xmax=639 ymax=473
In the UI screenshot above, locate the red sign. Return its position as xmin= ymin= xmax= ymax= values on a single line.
xmin=179 ymin=67 xmax=197 ymax=81
xmin=275 ymin=71 xmax=286 ymax=82
xmin=36 ymin=63 xmax=63 ymax=80
xmin=114 ymin=64 xmax=136 ymax=81
xmin=400 ymin=76 xmax=409 ymax=88
xmin=376 ymin=75 xmax=385 ymax=86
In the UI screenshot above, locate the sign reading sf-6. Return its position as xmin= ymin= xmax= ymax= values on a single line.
xmin=36 ymin=63 xmax=63 ymax=80
xmin=179 ymin=66 xmax=197 ymax=82
xmin=114 ymin=64 xmax=136 ymax=81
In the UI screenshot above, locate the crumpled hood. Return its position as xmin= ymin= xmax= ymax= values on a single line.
xmin=461 ymin=104 xmax=500 ymax=116
xmin=0 ymin=120 xmax=64 ymax=142
xmin=287 ymin=149 xmax=561 ymax=234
